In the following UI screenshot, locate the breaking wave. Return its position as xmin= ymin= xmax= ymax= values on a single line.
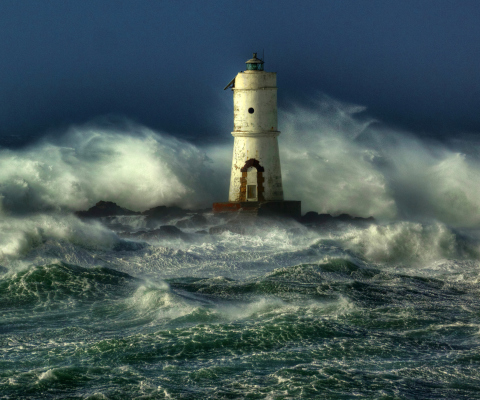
xmin=0 ymin=214 xmax=119 ymax=262
xmin=0 ymin=94 xmax=478 ymax=233
xmin=338 ymin=221 xmax=480 ymax=264
xmin=278 ymin=95 xmax=480 ymax=227
xmin=0 ymin=95 xmax=479 ymax=400
xmin=0 ymin=122 xmax=220 ymax=215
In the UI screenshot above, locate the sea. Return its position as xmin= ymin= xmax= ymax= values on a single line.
xmin=1 ymin=98 xmax=480 ymax=399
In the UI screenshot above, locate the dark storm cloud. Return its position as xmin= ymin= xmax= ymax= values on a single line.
xmin=0 ymin=0 xmax=479 ymax=147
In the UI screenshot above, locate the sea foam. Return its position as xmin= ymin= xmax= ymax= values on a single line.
xmin=275 ymin=95 xmax=480 ymax=227
xmin=0 ymin=122 xmax=218 ymax=215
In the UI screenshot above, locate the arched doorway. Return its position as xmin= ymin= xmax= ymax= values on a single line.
xmin=239 ymin=159 xmax=264 ymax=202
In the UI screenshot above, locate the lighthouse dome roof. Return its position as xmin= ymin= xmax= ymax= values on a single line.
xmin=245 ymin=53 xmax=264 ymax=64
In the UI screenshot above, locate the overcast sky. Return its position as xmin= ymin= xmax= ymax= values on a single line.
xmin=1 ymin=0 xmax=479 ymax=146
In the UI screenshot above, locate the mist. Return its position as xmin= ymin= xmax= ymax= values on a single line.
xmin=277 ymin=95 xmax=480 ymax=227
xmin=0 ymin=95 xmax=478 ymax=228
xmin=0 ymin=122 xmax=221 ymax=215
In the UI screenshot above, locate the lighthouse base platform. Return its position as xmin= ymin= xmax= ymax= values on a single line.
xmin=212 ymin=201 xmax=301 ymax=219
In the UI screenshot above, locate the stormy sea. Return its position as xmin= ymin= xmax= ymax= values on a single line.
xmin=1 ymin=98 xmax=480 ymax=399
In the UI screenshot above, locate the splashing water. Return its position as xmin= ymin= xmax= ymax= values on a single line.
xmin=1 ymin=96 xmax=479 ymax=226
xmin=1 ymin=96 xmax=480 ymax=399
xmin=277 ymin=95 xmax=480 ymax=226
xmin=0 ymin=122 xmax=219 ymax=215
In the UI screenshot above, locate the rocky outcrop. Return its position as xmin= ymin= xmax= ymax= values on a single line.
xmin=76 ymin=201 xmax=140 ymax=218
xmin=299 ymin=211 xmax=375 ymax=226
xmin=142 ymin=205 xmax=187 ymax=221
xmin=175 ymin=214 xmax=208 ymax=229
xmin=75 ymin=201 xmax=376 ymax=236
xmin=119 ymin=225 xmax=188 ymax=241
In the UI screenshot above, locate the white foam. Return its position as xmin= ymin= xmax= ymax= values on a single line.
xmin=339 ymin=221 xmax=460 ymax=264
xmin=1 ymin=97 xmax=480 ymax=230
xmin=279 ymin=97 xmax=397 ymax=220
xmin=0 ymin=95 xmax=479 ymax=273
xmin=0 ymin=122 xmax=219 ymax=215
xmin=0 ymin=214 xmax=118 ymax=262
xmin=125 ymin=280 xmax=205 ymax=323
xmin=37 ymin=368 xmax=57 ymax=381
xmin=282 ymin=97 xmax=480 ymax=227
xmin=215 ymin=294 xmax=355 ymax=323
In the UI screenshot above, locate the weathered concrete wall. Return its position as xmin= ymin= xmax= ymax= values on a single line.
xmin=228 ymin=70 xmax=284 ymax=202
xmin=228 ymin=135 xmax=283 ymax=201
xmin=233 ymin=71 xmax=277 ymax=133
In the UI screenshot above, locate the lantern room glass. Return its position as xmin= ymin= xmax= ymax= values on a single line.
xmin=246 ymin=63 xmax=264 ymax=71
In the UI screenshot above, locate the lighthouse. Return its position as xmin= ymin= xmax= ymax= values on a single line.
xmin=213 ymin=53 xmax=301 ymax=218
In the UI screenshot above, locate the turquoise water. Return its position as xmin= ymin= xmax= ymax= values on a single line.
xmin=1 ymin=218 xmax=480 ymax=399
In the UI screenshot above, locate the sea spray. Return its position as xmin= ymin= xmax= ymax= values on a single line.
xmin=338 ymin=221 xmax=458 ymax=264
xmin=2 ymin=92 xmax=480 ymax=398
xmin=275 ymin=95 xmax=480 ymax=226
xmin=0 ymin=96 xmax=480 ymax=228
xmin=279 ymin=96 xmax=397 ymax=220
xmin=0 ymin=122 xmax=219 ymax=215
xmin=0 ymin=214 xmax=118 ymax=262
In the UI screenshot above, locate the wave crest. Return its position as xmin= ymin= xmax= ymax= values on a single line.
xmin=0 ymin=122 xmax=218 ymax=215
xmin=339 ymin=222 xmax=472 ymax=264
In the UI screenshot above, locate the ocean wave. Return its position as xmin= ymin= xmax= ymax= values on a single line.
xmin=276 ymin=95 xmax=480 ymax=226
xmin=0 ymin=263 xmax=135 ymax=309
xmin=2 ymin=256 xmax=480 ymax=399
xmin=0 ymin=96 xmax=479 ymax=230
xmin=0 ymin=122 xmax=219 ymax=215
xmin=338 ymin=221 xmax=480 ymax=264
xmin=0 ymin=214 xmax=119 ymax=262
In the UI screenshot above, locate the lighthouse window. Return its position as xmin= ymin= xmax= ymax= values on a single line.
xmin=248 ymin=108 xmax=254 ymax=114
xmin=246 ymin=63 xmax=264 ymax=71
xmin=247 ymin=185 xmax=257 ymax=199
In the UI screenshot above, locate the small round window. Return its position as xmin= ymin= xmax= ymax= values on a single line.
xmin=248 ymin=108 xmax=254 ymax=114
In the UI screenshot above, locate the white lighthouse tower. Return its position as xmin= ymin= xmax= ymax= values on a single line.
xmin=213 ymin=53 xmax=300 ymax=218
xmin=228 ymin=53 xmax=283 ymax=202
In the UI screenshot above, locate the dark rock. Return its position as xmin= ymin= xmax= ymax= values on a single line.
xmin=113 ymin=240 xmax=147 ymax=251
xmin=302 ymin=211 xmax=319 ymax=221
xmin=157 ymin=225 xmax=186 ymax=238
xmin=299 ymin=211 xmax=375 ymax=226
xmin=142 ymin=206 xmax=189 ymax=227
xmin=76 ymin=201 xmax=139 ymax=218
xmin=122 ymin=225 xmax=188 ymax=241
xmin=257 ymin=201 xmax=302 ymax=218
xmin=336 ymin=214 xmax=375 ymax=223
xmin=175 ymin=214 xmax=208 ymax=229
xmin=189 ymin=208 xmax=212 ymax=214
xmin=337 ymin=213 xmax=353 ymax=221
xmin=299 ymin=212 xmax=333 ymax=225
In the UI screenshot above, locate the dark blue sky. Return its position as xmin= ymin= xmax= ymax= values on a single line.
xmin=1 ymin=0 xmax=479 ymax=146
